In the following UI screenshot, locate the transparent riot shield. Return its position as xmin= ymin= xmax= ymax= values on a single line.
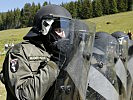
xmin=112 ymin=34 xmax=128 ymax=100
xmin=117 ymin=36 xmax=128 ymax=64
xmin=127 ymin=39 xmax=133 ymax=100
xmin=87 ymin=32 xmax=119 ymax=100
xmin=52 ymin=19 xmax=95 ymax=100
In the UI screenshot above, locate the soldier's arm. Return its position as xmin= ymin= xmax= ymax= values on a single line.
xmin=3 ymin=45 xmax=59 ymax=100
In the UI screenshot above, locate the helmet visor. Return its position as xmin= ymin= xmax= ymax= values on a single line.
xmin=52 ymin=18 xmax=73 ymax=38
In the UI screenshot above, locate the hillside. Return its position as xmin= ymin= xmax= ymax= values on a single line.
xmin=0 ymin=11 xmax=133 ymax=99
xmin=85 ymin=11 xmax=133 ymax=33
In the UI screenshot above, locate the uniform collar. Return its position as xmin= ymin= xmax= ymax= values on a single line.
xmin=28 ymin=38 xmax=46 ymax=51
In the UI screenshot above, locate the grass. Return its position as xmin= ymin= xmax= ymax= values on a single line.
xmin=84 ymin=11 xmax=133 ymax=33
xmin=0 ymin=11 xmax=133 ymax=99
xmin=0 ymin=81 xmax=6 ymax=100
xmin=0 ymin=27 xmax=31 ymax=51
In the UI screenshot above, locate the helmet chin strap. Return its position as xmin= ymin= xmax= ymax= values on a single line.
xmin=41 ymin=19 xmax=54 ymax=35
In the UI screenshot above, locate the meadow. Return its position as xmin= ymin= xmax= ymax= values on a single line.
xmin=0 ymin=11 xmax=133 ymax=99
xmin=85 ymin=11 xmax=133 ymax=33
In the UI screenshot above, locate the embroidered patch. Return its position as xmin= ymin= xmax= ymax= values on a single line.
xmin=28 ymin=56 xmax=48 ymax=61
xmin=10 ymin=59 xmax=19 ymax=73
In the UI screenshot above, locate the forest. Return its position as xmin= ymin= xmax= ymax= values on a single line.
xmin=0 ymin=0 xmax=132 ymax=31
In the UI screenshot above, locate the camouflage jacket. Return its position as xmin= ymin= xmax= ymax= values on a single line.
xmin=1 ymin=40 xmax=59 ymax=100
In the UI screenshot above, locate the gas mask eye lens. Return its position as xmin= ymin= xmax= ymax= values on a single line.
xmin=43 ymin=21 xmax=49 ymax=27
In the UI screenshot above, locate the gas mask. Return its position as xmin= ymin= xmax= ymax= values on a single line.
xmin=40 ymin=19 xmax=54 ymax=35
xmin=44 ymin=18 xmax=74 ymax=69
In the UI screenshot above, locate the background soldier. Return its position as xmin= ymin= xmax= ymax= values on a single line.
xmin=112 ymin=31 xmax=133 ymax=100
xmin=87 ymin=32 xmax=119 ymax=100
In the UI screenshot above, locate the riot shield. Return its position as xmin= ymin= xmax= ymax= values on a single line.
xmin=127 ymin=39 xmax=133 ymax=100
xmin=87 ymin=32 xmax=119 ymax=100
xmin=52 ymin=19 xmax=95 ymax=100
xmin=65 ymin=20 xmax=95 ymax=100
xmin=112 ymin=32 xmax=128 ymax=100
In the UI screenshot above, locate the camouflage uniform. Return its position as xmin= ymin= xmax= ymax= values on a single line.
xmin=2 ymin=40 xmax=59 ymax=100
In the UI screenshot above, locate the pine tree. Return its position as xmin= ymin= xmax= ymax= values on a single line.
xmin=101 ymin=0 xmax=110 ymax=15
xmin=81 ymin=0 xmax=93 ymax=19
xmin=108 ymin=0 xmax=118 ymax=14
xmin=68 ymin=2 xmax=77 ymax=18
xmin=1 ymin=13 xmax=6 ymax=30
xmin=30 ymin=2 xmax=37 ymax=26
xmin=43 ymin=1 xmax=48 ymax=6
xmin=0 ymin=14 xmax=3 ymax=30
xmin=92 ymin=0 xmax=103 ymax=17
xmin=127 ymin=0 xmax=133 ymax=11
xmin=6 ymin=10 xmax=14 ymax=29
xmin=117 ymin=0 xmax=126 ymax=12
xmin=20 ymin=3 xmax=32 ymax=27
xmin=123 ymin=0 xmax=128 ymax=11
xmin=76 ymin=0 xmax=82 ymax=18
xmin=37 ymin=3 xmax=41 ymax=11
xmin=14 ymin=8 xmax=21 ymax=28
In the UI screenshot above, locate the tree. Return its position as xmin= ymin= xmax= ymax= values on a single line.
xmin=108 ymin=0 xmax=118 ymax=14
xmin=0 ymin=14 xmax=3 ymax=30
xmin=30 ymin=2 xmax=37 ymax=26
xmin=14 ymin=8 xmax=21 ymax=28
xmin=127 ymin=0 xmax=133 ymax=11
xmin=68 ymin=2 xmax=77 ymax=18
xmin=43 ymin=1 xmax=48 ymax=6
xmin=75 ymin=0 xmax=82 ymax=18
xmin=1 ymin=13 xmax=6 ymax=30
xmin=123 ymin=0 xmax=128 ymax=11
xmin=80 ymin=0 xmax=93 ymax=19
xmin=6 ymin=10 xmax=14 ymax=29
xmin=36 ymin=3 xmax=41 ymax=12
xmin=101 ymin=0 xmax=110 ymax=15
xmin=20 ymin=3 xmax=32 ymax=27
xmin=117 ymin=0 xmax=126 ymax=12
xmin=92 ymin=0 xmax=103 ymax=17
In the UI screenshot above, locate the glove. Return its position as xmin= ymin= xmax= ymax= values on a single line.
xmin=50 ymin=39 xmax=73 ymax=69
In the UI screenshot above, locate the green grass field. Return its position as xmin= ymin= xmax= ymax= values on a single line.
xmin=84 ymin=11 xmax=133 ymax=33
xmin=0 ymin=11 xmax=133 ymax=99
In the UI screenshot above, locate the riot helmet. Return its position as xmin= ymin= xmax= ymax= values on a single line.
xmin=23 ymin=5 xmax=75 ymax=68
xmin=112 ymin=31 xmax=128 ymax=62
xmin=23 ymin=4 xmax=72 ymax=40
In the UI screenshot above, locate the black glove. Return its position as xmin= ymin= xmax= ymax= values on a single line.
xmin=50 ymin=39 xmax=73 ymax=69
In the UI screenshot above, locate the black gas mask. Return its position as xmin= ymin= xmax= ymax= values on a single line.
xmin=44 ymin=18 xmax=74 ymax=69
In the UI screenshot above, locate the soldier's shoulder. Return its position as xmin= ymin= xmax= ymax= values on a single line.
xmin=9 ymin=41 xmax=31 ymax=54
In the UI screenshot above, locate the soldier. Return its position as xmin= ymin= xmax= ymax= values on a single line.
xmin=127 ymin=30 xmax=132 ymax=40
xmin=112 ymin=31 xmax=133 ymax=100
xmin=0 ymin=5 xmax=95 ymax=100
xmin=87 ymin=32 xmax=119 ymax=100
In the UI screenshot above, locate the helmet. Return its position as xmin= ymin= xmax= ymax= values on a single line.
xmin=112 ymin=31 xmax=128 ymax=38
xmin=23 ymin=4 xmax=72 ymax=39
xmin=94 ymin=32 xmax=117 ymax=53
xmin=33 ymin=4 xmax=72 ymax=27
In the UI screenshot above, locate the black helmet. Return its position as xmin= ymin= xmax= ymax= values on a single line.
xmin=24 ymin=4 xmax=72 ymax=39
xmin=111 ymin=31 xmax=127 ymax=38
xmin=94 ymin=32 xmax=117 ymax=53
xmin=33 ymin=4 xmax=72 ymax=28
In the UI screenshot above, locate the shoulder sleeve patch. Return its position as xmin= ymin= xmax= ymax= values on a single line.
xmin=10 ymin=59 xmax=19 ymax=73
